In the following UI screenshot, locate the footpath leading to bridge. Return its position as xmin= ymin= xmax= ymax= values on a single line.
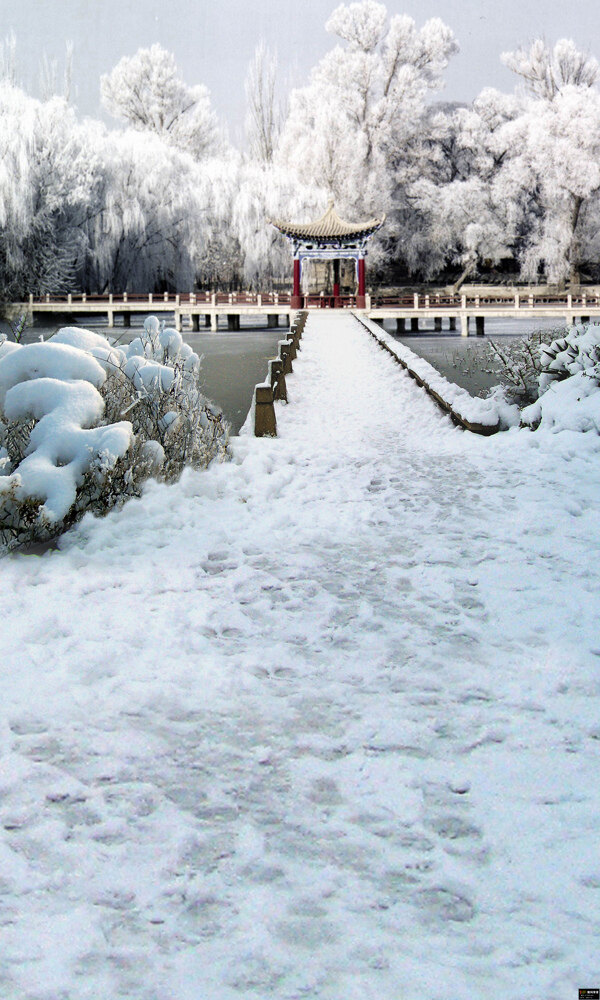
xmin=1 ymin=312 xmax=599 ymax=999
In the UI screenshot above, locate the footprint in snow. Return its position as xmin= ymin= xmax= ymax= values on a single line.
xmin=415 ymin=886 xmax=475 ymax=923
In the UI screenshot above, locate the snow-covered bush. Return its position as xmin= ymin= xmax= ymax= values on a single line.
xmin=536 ymin=323 xmax=600 ymax=393
xmin=486 ymin=329 xmax=560 ymax=405
xmin=0 ymin=317 xmax=229 ymax=550
xmin=521 ymin=323 xmax=600 ymax=432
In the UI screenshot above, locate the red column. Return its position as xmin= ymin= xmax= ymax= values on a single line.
xmin=357 ymin=257 xmax=366 ymax=308
xmin=291 ymin=257 xmax=302 ymax=309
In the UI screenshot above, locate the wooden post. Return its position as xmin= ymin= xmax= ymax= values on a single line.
xmin=269 ymin=359 xmax=287 ymax=402
xmin=279 ymin=341 xmax=293 ymax=375
xmin=254 ymin=384 xmax=277 ymax=437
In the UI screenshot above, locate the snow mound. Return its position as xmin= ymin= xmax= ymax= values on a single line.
xmin=522 ymin=370 xmax=600 ymax=433
xmin=522 ymin=323 xmax=600 ymax=432
xmin=0 ymin=341 xmax=106 ymax=407
xmin=0 ymin=346 xmax=132 ymax=522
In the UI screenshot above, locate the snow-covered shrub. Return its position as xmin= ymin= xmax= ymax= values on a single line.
xmin=486 ymin=329 xmax=560 ymax=405
xmin=521 ymin=323 xmax=600 ymax=432
xmin=0 ymin=318 xmax=229 ymax=550
xmin=536 ymin=323 xmax=600 ymax=393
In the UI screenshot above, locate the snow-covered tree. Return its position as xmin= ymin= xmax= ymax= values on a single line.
xmin=101 ymin=44 xmax=220 ymax=160
xmin=78 ymin=126 xmax=211 ymax=294
xmin=501 ymin=39 xmax=600 ymax=284
xmin=0 ymin=82 xmax=98 ymax=299
xmin=502 ymin=38 xmax=599 ymax=101
xmin=232 ymin=161 xmax=325 ymax=288
xmin=277 ymin=1 xmax=458 ymax=271
xmin=408 ymin=89 xmax=526 ymax=280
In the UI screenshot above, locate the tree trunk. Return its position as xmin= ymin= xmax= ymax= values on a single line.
xmin=452 ymin=261 xmax=476 ymax=295
xmin=569 ymin=195 xmax=584 ymax=287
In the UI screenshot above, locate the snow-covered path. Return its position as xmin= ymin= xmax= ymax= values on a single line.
xmin=1 ymin=312 xmax=599 ymax=1000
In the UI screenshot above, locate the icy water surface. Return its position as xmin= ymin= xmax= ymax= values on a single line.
xmin=391 ymin=316 xmax=568 ymax=397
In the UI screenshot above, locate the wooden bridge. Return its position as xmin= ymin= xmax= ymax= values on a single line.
xmin=13 ymin=287 xmax=600 ymax=334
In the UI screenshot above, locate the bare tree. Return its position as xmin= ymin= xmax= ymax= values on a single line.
xmin=0 ymin=33 xmax=17 ymax=85
xmin=244 ymin=41 xmax=282 ymax=162
xmin=39 ymin=41 xmax=73 ymax=101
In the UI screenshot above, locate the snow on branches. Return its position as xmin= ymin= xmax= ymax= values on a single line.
xmin=101 ymin=44 xmax=219 ymax=161
xmin=0 ymin=318 xmax=229 ymax=550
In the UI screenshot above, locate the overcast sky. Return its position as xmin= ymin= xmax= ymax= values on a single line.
xmin=4 ymin=0 xmax=600 ymax=142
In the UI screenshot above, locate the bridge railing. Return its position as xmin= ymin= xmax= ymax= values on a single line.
xmin=303 ymin=295 xmax=357 ymax=308
xmin=20 ymin=289 xmax=600 ymax=311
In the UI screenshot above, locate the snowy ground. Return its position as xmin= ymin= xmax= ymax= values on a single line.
xmin=1 ymin=312 xmax=599 ymax=1000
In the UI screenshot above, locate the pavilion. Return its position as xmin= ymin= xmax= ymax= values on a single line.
xmin=270 ymin=201 xmax=385 ymax=309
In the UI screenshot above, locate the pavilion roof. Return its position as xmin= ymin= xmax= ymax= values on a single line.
xmin=270 ymin=201 xmax=385 ymax=244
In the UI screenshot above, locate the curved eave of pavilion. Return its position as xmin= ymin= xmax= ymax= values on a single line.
xmin=269 ymin=203 xmax=385 ymax=245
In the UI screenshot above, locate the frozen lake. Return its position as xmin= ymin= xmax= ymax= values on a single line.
xmin=1 ymin=312 xmax=575 ymax=426
xmin=390 ymin=315 xmax=569 ymax=397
